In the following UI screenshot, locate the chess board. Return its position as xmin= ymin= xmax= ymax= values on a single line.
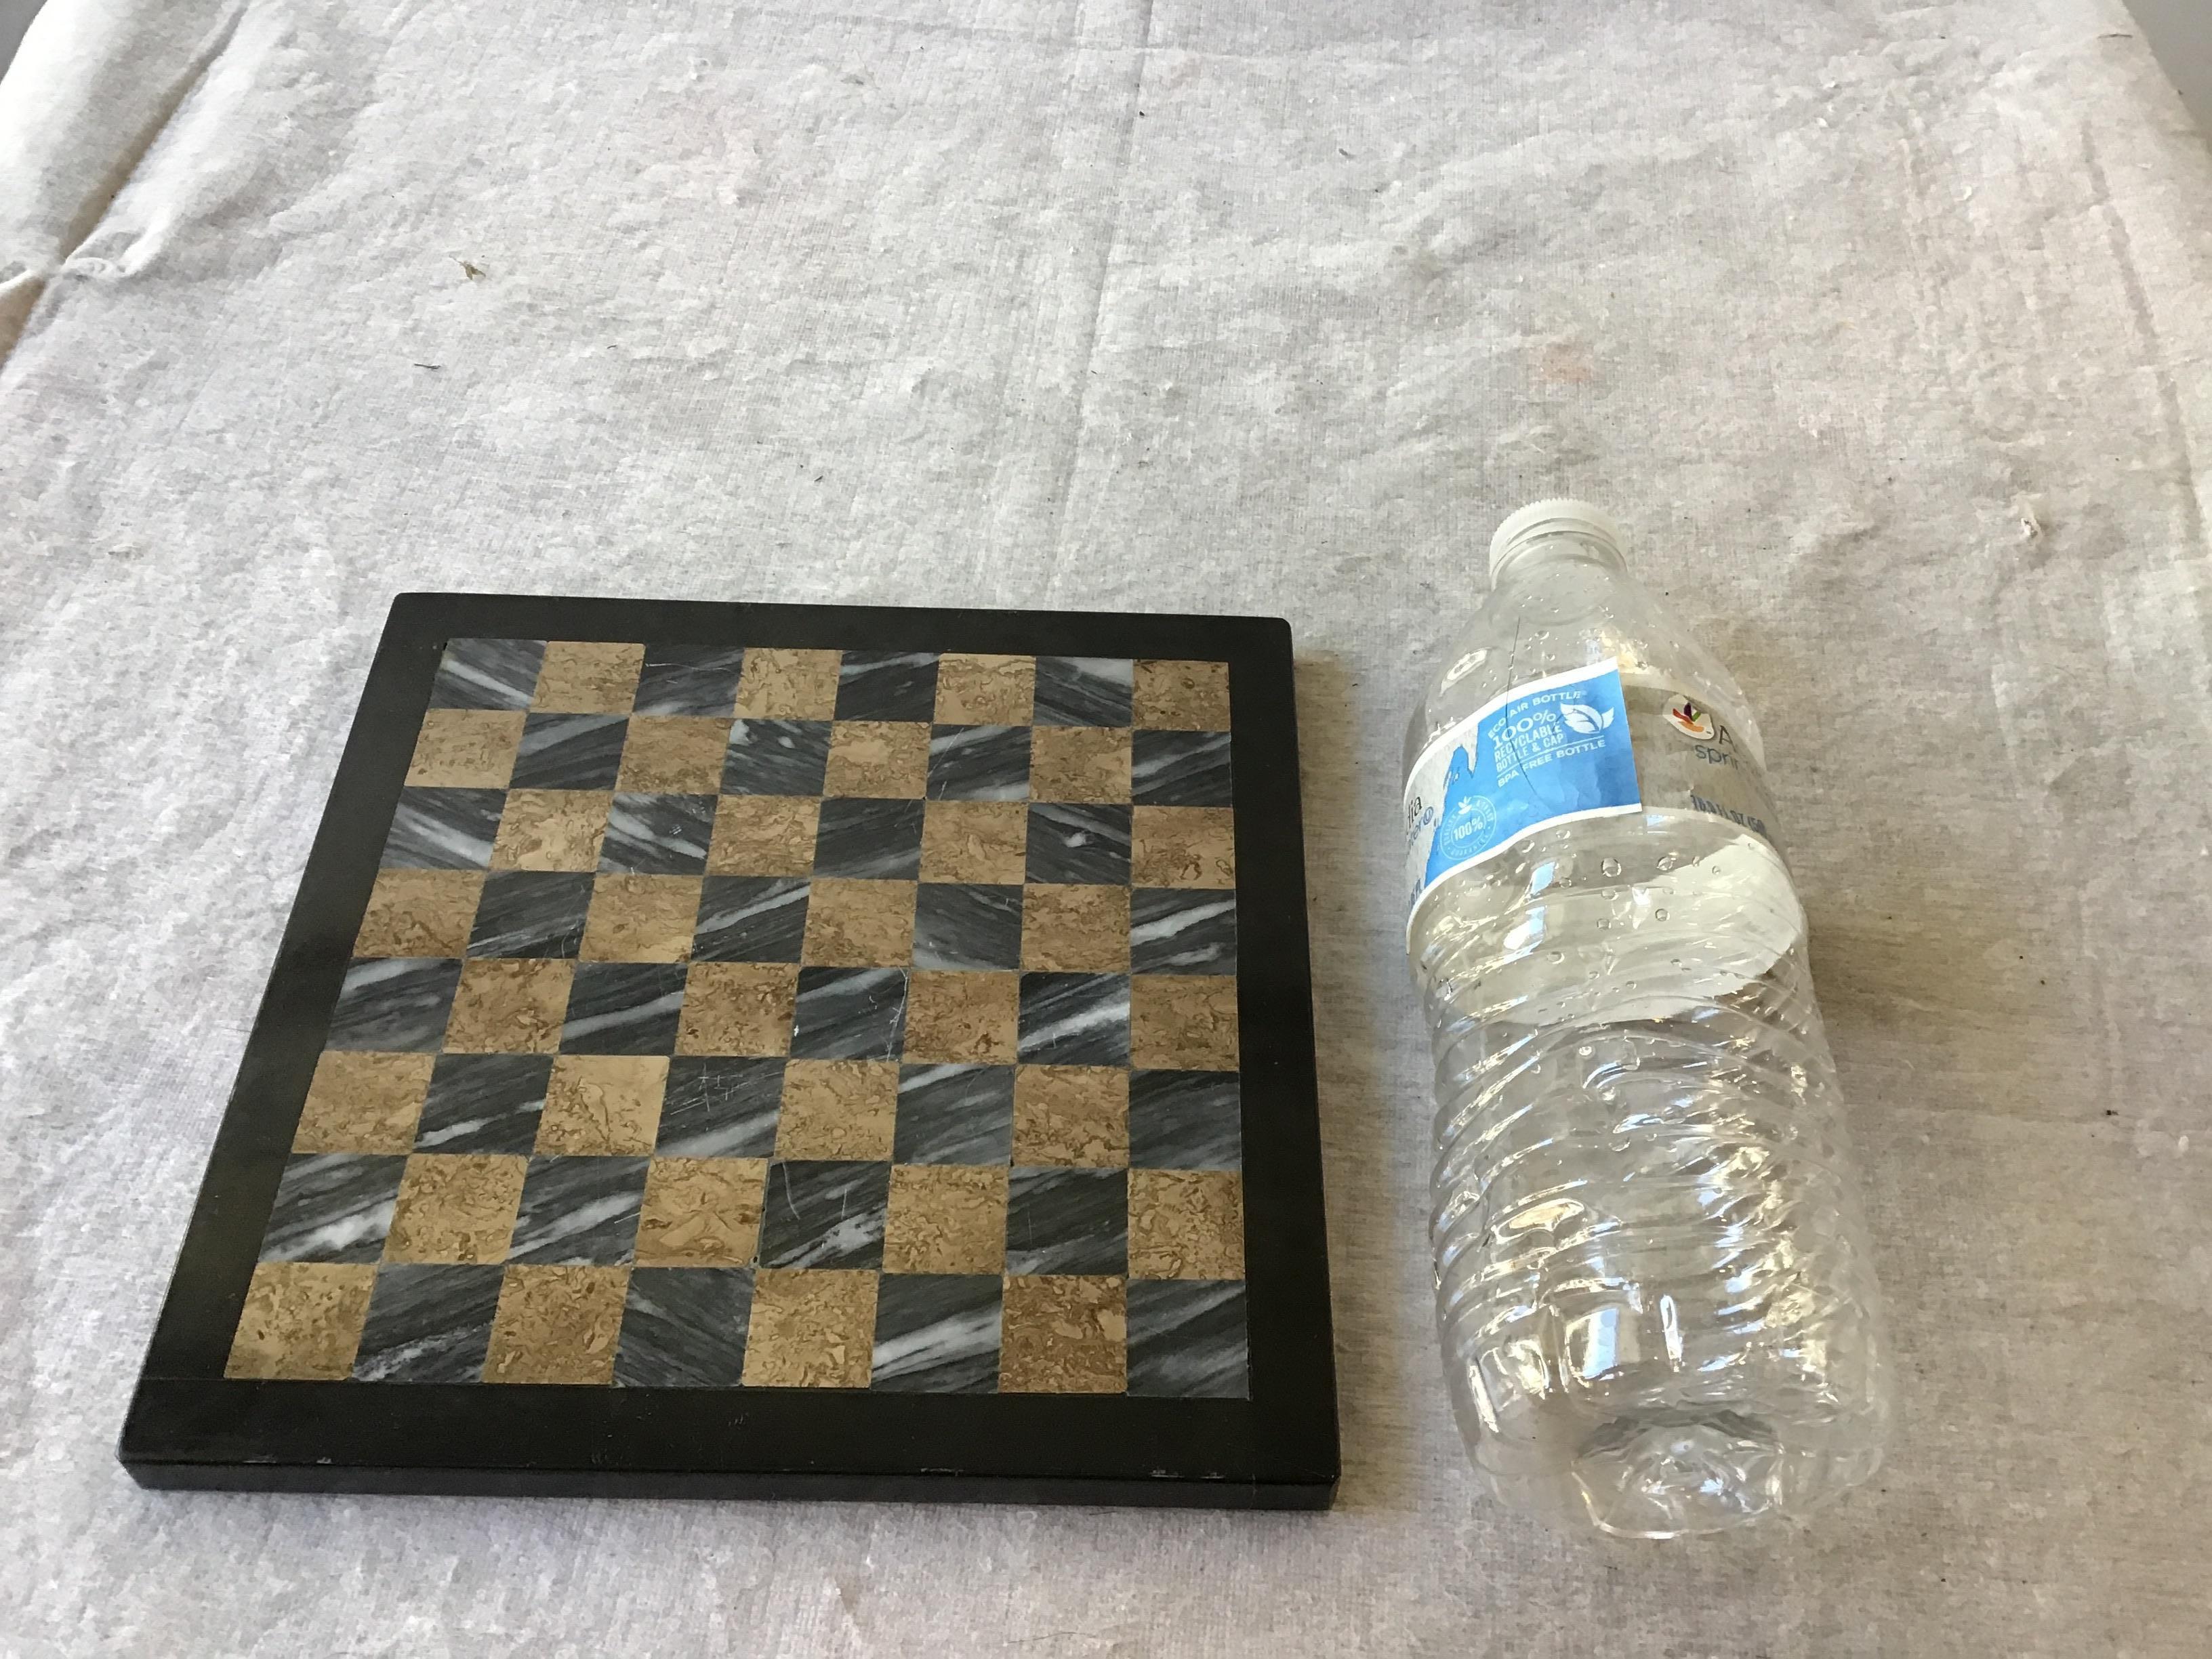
xmin=123 ymin=594 xmax=1335 ymax=1507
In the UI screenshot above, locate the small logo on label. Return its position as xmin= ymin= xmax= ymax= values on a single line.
xmin=1664 ymin=695 xmax=1714 ymax=739
xmin=1559 ymin=702 xmax=1616 ymax=735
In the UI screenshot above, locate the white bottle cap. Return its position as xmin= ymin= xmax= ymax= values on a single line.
xmin=1488 ymin=499 xmax=1628 ymax=580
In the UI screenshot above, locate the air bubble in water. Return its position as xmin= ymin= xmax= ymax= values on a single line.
xmin=1656 ymin=851 xmax=1680 ymax=872
xmin=1601 ymin=857 xmax=1622 ymax=878
xmin=1654 ymin=907 xmax=1670 ymax=922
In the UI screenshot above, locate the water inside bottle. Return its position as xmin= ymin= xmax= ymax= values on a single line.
xmin=1418 ymin=811 xmax=1886 ymax=1535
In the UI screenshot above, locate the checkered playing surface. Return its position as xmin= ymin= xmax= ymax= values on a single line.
xmin=226 ymin=642 xmax=1248 ymax=1395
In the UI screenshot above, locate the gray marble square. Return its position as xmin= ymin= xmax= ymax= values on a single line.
xmin=635 ymin=646 xmax=746 ymax=717
xmin=1005 ymin=1166 xmax=1126 ymax=1274
xmin=1129 ymin=888 xmax=1237 ymax=975
xmin=872 ymin=1273 xmax=1002 ymax=1392
xmin=1025 ymin=802 xmax=1130 ymax=885
xmin=599 ymin=792 xmax=715 ymax=874
xmin=1128 ymin=1071 xmax=1242 ymax=1170
xmin=657 ymin=1058 xmax=784 ymax=1158
xmin=508 ymin=1155 xmax=649 ymax=1264
xmin=326 ymin=957 xmax=463 ymax=1052
xmin=1132 ymin=730 xmax=1233 ymax=807
xmin=352 ymin=1263 xmax=502 ymax=1382
xmin=722 ymin=718 xmax=830 ymax=795
xmin=914 ymin=882 xmax=1023 ymax=970
xmin=512 ymin=714 xmax=626 ymax=790
xmin=428 ymin=638 xmax=545 ymax=712
xmin=468 ymin=872 xmax=594 ymax=959
xmin=615 ymin=1267 xmax=753 ymax=1385
xmin=1032 ymin=657 xmax=1132 ymax=726
xmin=1017 ymin=972 xmax=1129 ymax=1065
xmin=835 ymin=651 xmax=939 ymax=721
xmin=381 ymin=787 xmax=504 ymax=870
xmin=813 ymin=796 xmax=924 ymax=879
xmin=893 ymin=1065 xmax=1015 ymax=1164
xmin=417 ymin=1054 xmax=552 ymax=1153
xmin=791 ymin=968 xmax=907 ymax=1061
xmin=926 ymin=724 xmax=1031 ymax=801
xmin=756 ymin=1159 xmax=890 ymax=1269
xmin=693 ymin=876 xmax=810 ymax=963
xmin=259 ymin=1153 xmax=405 ymax=1263
xmin=560 ymin=963 xmax=687 ymax=1054
xmin=1126 ymin=1279 xmax=1248 ymax=1399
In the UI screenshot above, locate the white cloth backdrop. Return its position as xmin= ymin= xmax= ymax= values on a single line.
xmin=4 ymin=0 xmax=2209 ymax=1653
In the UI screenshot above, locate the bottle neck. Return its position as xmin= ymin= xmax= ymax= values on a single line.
xmin=1490 ymin=529 xmax=1629 ymax=586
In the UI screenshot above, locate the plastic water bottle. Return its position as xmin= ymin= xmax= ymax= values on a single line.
xmin=1402 ymin=501 xmax=1892 ymax=1537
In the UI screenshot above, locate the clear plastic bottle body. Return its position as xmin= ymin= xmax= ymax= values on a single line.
xmin=1406 ymin=517 xmax=1892 ymax=1538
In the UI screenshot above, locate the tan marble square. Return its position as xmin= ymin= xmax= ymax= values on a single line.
xmin=490 ymin=790 xmax=612 ymax=872
xmin=920 ymin=800 xmax=1027 ymax=884
xmin=882 ymin=1164 xmax=1008 ymax=1274
xmin=354 ymin=869 xmax=482 ymax=958
xmin=741 ymin=1269 xmax=878 ymax=1388
xmin=707 ymin=795 xmax=820 ymax=877
xmin=1134 ymin=659 xmax=1232 ymax=731
xmin=824 ymin=721 xmax=930 ymax=798
xmin=407 ymin=709 xmax=525 ymax=788
xmin=532 ymin=641 xmax=643 ymax=714
xmin=444 ymin=959 xmax=573 ymax=1052
xmin=224 ymin=1262 xmax=377 ymax=1380
xmin=1130 ymin=806 xmax=1236 ymax=889
xmin=903 ymin=970 xmax=1019 ymax=1065
xmin=293 ymin=1051 xmax=434 ymax=1154
xmin=537 ymin=1055 xmax=668 ymax=1154
xmin=484 ymin=1265 xmax=630 ymax=1383
xmin=802 ymin=878 xmax=916 ymax=967
xmin=776 ymin=1060 xmax=898 ymax=1159
xmin=735 ymin=648 xmax=842 ymax=719
xmin=1012 ymin=1067 xmax=1128 ymax=1167
xmin=634 ymin=1156 xmax=767 ymax=1267
xmin=1128 ymin=1169 xmax=1246 ymax=1279
xmin=1129 ymin=975 xmax=1240 ymax=1071
xmin=1029 ymin=726 xmax=1132 ymax=803
xmin=617 ymin=716 xmax=729 ymax=793
xmin=935 ymin=653 xmax=1035 ymax=724
xmin=580 ymin=874 xmax=701 ymax=962
xmin=1021 ymin=884 xmax=1130 ymax=972
xmin=999 ymin=1275 xmax=1126 ymax=1393
xmin=384 ymin=1153 xmax=528 ymax=1263
xmin=676 ymin=962 xmax=798 ymax=1056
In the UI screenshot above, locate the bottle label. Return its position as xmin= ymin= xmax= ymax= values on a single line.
xmin=1402 ymin=661 xmax=1642 ymax=922
xmin=1402 ymin=661 xmax=1788 ymax=928
xmin=1619 ymin=683 xmax=1785 ymax=856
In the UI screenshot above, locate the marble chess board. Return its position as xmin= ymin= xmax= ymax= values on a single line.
xmin=123 ymin=595 xmax=1335 ymax=1507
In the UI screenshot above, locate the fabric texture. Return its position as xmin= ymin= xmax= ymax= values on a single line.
xmin=4 ymin=0 xmax=2209 ymax=1652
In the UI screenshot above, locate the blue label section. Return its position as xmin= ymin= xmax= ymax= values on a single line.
xmin=1414 ymin=663 xmax=1641 ymax=900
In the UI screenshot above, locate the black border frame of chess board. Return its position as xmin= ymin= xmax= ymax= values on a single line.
xmin=119 ymin=592 xmax=1338 ymax=1509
